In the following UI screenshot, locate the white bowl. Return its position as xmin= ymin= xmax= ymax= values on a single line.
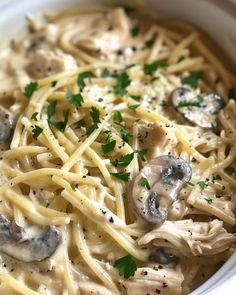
xmin=0 ymin=1 xmax=236 ymax=294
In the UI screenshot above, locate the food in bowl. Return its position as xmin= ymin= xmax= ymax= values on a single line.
xmin=0 ymin=4 xmax=236 ymax=295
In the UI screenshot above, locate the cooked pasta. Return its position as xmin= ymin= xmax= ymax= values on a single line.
xmin=0 ymin=4 xmax=236 ymax=295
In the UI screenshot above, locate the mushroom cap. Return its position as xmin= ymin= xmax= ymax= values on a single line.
xmin=0 ymin=215 xmax=61 ymax=262
xmin=0 ymin=106 xmax=14 ymax=143
xmin=171 ymin=87 xmax=225 ymax=129
xmin=130 ymin=155 xmax=192 ymax=226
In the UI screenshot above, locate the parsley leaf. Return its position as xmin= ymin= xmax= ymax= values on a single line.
xmin=114 ymin=72 xmax=131 ymax=96
xmin=212 ymin=174 xmax=222 ymax=183
xmin=77 ymin=71 xmax=93 ymax=89
xmin=90 ymin=107 xmax=100 ymax=124
xmin=187 ymin=181 xmax=195 ymax=187
xmin=225 ymin=167 xmax=235 ymax=175
xmin=204 ymin=198 xmax=213 ymax=204
xmin=198 ymin=181 xmax=208 ymax=190
xmin=181 ymin=71 xmax=204 ymax=89
xmin=111 ymin=153 xmax=134 ymax=168
xmin=50 ymin=110 xmax=69 ymax=132
xmin=66 ymin=92 xmax=84 ymax=107
xmin=138 ymin=177 xmax=150 ymax=189
xmin=32 ymin=125 xmax=43 ymax=139
xmin=176 ymin=95 xmax=203 ymax=108
xmin=51 ymin=80 xmax=58 ymax=87
xmin=111 ymin=172 xmax=131 ymax=182
xmin=136 ymin=149 xmax=147 ymax=161
xmin=114 ymin=255 xmax=137 ymax=279
xmin=131 ymin=25 xmax=140 ymax=37
xmin=47 ymin=100 xmax=57 ymax=120
xmin=70 ymin=184 xmax=77 ymax=191
xmin=128 ymin=104 xmax=140 ymax=112
xmin=101 ymin=68 xmax=111 ymax=77
xmin=86 ymin=124 xmax=98 ymax=136
xmin=143 ymin=61 xmax=168 ymax=76
xmin=102 ymin=140 xmax=116 ymax=154
xmin=24 ymin=82 xmax=38 ymax=99
xmin=31 ymin=112 xmax=39 ymax=121
xmin=113 ymin=110 xmax=123 ymax=123
xmin=119 ymin=124 xmax=131 ymax=143
xmin=102 ymin=130 xmax=112 ymax=142
xmin=228 ymin=87 xmax=236 ymax=100
xmin=130 ymin=95 xmax=141 ymax=101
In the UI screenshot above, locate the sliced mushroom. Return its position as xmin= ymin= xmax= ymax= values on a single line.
xmin=130 ymin=155 xmax=191 ymax=225
xmin=171 ymin=87 xmax=225 ymax=129
xmin=149 ymin=247 xmax=178 ymax=264
xmin=0 ymin=106 xmax=14 ymax=150
xmin=0 ymin=214 xmax=61 ymax=262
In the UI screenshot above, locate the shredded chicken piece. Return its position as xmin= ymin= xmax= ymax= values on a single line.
xmin=76 ymin=8 xmax=131 ymax=55
xmin=120 ymin=267 xmax=183 ymax=295
xmin=79 ymin=282 xmax=113 ymax=295
xmin=31 ymin=49 xmax=77 ymax=77
xmin=138 ymin=219 xmax=236 ymax=256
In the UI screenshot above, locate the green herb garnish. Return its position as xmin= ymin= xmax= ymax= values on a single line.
xmin=130 ymin=95 xmax=141 ymax=101
xmin=31 ymin=112 xmax=39 ymax=121
xmin=176 ymin=95 xmax=203 ymax=109
xmin=24 ymin=81 xmax=38 ymax=99
xmin=131 ymin=25 xmax=140 ymax=37
xmin=119 ymin=124 xmax=131 ymax=143
xmin=32 ymin=125 xmax=43 ymax=139
xmin=212 ymin=174 xmax=222 ymax=183
xmin=86 ymin=107 xmax=101 ymax=136
xmin=144 ymin=61 xmax=168 ymax=76
xmin=70 ymin=184 xmax=77 ymax=191
xmin=102 ymin=130 xmax=112 ymax=142
xmin=51 ymin=80 xmax=58 ymax=87
xmin=102 ymin=140 xmax=116 ymax=154
xmin=114 ymin=72 xmax=131 ymax=96
xmin=114 ymin=255 xmax=137 ymax=279
xmin=138 ymin=177 xmax=150 ymax=189
xmin=111 ymin=172 xmax=131 ymax=182
xmin=198 ymin=181 xmax=207 ymax=190
xmin=101 ymin=68 xmax=111 ymax=77
xmin=47 ymin=100 xmax=57 ymax=120
xmin=187 ymin=181 xmax=195 ymax=187
xmin=66 ymin=92 xmax=84 ymax=107
xmin=113 ymin=110 xmax=123 ymax=123
xmin=181 ymin=71 xmax=204 ymax=89
xmin=111 ymin=153 xmax=134 ymax=168
xmin=77 ymin=71 xmax=93 ymax=89
xmin=128 ymin=104 xmax=140 ymax=112
xmin=50 ymin=110 xmax=69 ymax=132
xmin=204 ymin=198 xmax=213 ymax=204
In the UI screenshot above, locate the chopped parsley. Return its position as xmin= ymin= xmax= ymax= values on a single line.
xmin=114 ymin=255 xmax=137 ymax=279
xmin=86 ymin=107 xmax=101 ymax=136
xmin=113 ymin=110 xmax=123 ymax=123
xmin=70 ymin=184 xmax=77 ymax=191
xmin=66 ymin=92 xmax=84 ymax=107
xmin=204 ymin=198 xmax=213 ymax=204
xmin=187 ymin=181 xmax=195 ymax=187
xmin=102 ymin=130 xmax=112 ymax=142
xmin=181 ymin=71 xmax=204 ymax=89
xmin=31 ymin=112 xmax=39 ymax=121
xmin=225 ymin=167 xmax=235 ymax=175
xmin=198 ymin=181 xmax=207 ymax=190
xmin=143 ymin=61 xmax=168 ymax=76
xmin=77 ymin=71 xmax=93 ymax=89
xmin=24 ymin=81 xmax=38 ymax=99
xmin=176 ymin=95 xmax=203 ymax=109
xmin=114 ymin=72 xmax=131 ymax=96
xmin=136 ymin=149 xmax=147 ymax=161
xmin=131 ymin=25 xmax=140 ymax=37
xmin=32 ymin=125 xmax=43 ymax=139
xmin=51 ymin=80 xmax=58 ymax=87
xmin=101 ymin=68 xmax=111 ymax=77
xmin=111 ymin=172 xmax=130 ymax=182
xmin=111 ymin=152 xmax=134 ymax=168
xmin=228 ymin=87 xmax=236 ymax=100
xmin=212 ymin=174 xmax=222 ymax=183
xmin=138 ymin=177 xmax=150 ymax=189
xmin=130 ymin=95 xmax=141 ymax=101
xmin=102 ymin=140 xmax=116 ymax=154
xmin=119 ymin=124 xmax=131 ymax=143
xmin=47 ymin=100 xmax=57 ymax=120
xmin=49 ymin=110 xmax=69 ymax=132
xmin=98 ymin=97 xmax=104 ymax=102
xmin=128 ymin=104 xmax=140 ymax=112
